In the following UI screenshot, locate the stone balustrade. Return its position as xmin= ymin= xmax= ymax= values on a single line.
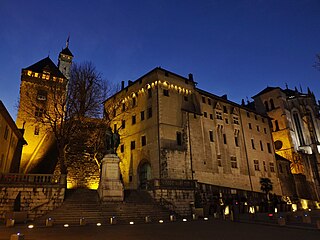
xmin=0 ymin=173 xmax=66 ymax=186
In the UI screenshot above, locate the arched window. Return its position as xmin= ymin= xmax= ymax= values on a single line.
xmin=293 ymin=112 xmax=305 ymax=146
xmin=264 ymin=101 xmax=269 ymax=111
xmin=270 ymin=99 xmax=275 ymax=110
xmin=306 ymin=109 xmax=318 ymax=143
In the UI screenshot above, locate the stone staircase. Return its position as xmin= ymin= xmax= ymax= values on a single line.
xmin=34 ymin=188 xmax=174 ymax=226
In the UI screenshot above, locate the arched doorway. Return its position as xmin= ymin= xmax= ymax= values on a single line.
xmin=138 ymin=161 xmax=151 ymax=189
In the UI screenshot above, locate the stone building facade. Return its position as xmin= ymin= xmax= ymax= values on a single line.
xmin=104 ymin=67 xmax=282 ymax=196
xmin=0 ymin=101 xmax=26 ymax=173
xmin=252 ymin=87 xmax=320 ymax=200
xmin=16 ymin=44 xmax=73 ymax=173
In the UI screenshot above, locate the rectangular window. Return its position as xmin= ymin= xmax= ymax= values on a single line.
xmin=141 ymin=136 xmax=146 ymax=146
xmin=114 ymin=124 xmax=117 ymax=132
xmin=247 ymin=112 xmax=250 ymax=118
xmin=223 ymin=106 xmax=228 ymax=114
xmin=216 ymin=111 xmax=222 ymax=120
xmin=120 ymin=144 xmax=124 ymax=153
xmin=184 ymin=96 xmax=188 ymax=101
xmin=254 ymin=115 xmax=258 ymax=120
xmin=176 ymin=132 xmax=182 ymax=146
xmin=210 ymin=114 xmax=213 ymax=120
xmin=35 ymin=107 xmax=44 ymax=117
xmin=4 ymin=126 xmax=9 ymax=140
xmin=251 ymin=139 xmax=255 ymax=149
xmin=202 ymin=96 xmax=206 ymax=103
xmin=254 ymin=160 xmax=260 ymax=171
xmin=132 ymin=115 xmax=136 ymax=125
xmin=233 ymin=117 xmax=239 ymax=125
xmin=257 ymin=126 xmax=260 ymax=132
xmin=225 ymin=118 xmax=229 ymax=124
xmin=130 ymin=141 xmax=135 ymax=150
xmin=223 ymin=134 xmax=227 ymax=144
xmin=208 ymin=99 xmax=211 ymax=105
xmin=132 ymin=97 xmax=137 ymax=107
xmin=270 ymin=162 xmax=275 ymax=172
xmin=34 ymin=126 xmax=39 ymax=135
xmin=263 ymin=161 xmax=267 ymax=171
xmin=231 ymin=156 xmax=237 ymax=168
xmin=140 ymin=111 xmax=145 ymax=121
xmin=248 ymin=123 xmax=252 ymax=129
xmin=121 ymin=120 xmax=125 ymax=129
xmin=267 ymin=143 xmax=272 ymax=153
xmin=279 ymin=164 xmax=283 ymax=173
xmin=148 ymin=88 xmax=152 ymax=98
xmin=260 ymin=141 xmax=263 ymax=151
xmin=209 ymin=130 xmax=214 ymax=142
xmin=203 ymin=112 xmax=207 ymax=118
xmin=122 ymin=103 xmax=126 ymax=112
xmin=163 ymin=89 xmax=169 ymax=96
xmin=217 ymin=154 xmax=222 ymax=167
xmin=264 ymin=128 xmax=267 ymax=134
xmin=235 ymin=136 xmax=239 ymax=147
xmin=147 ymin=107 xmax=152 ymax=119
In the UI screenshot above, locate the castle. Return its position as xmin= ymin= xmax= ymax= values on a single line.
xmin=13 ymin=44 xmax=320 ymax=206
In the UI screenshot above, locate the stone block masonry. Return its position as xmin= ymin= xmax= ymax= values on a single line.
xmin=0 ymin=174 xmax=65 ymax=222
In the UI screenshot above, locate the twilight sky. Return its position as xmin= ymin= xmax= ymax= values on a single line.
xmin=1 ymin=0 xmax=319 ymax=119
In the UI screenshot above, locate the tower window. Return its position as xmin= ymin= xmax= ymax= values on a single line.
xmin=223 ymin=106 xmax=228 ymax=113
xmin=216 ymin=111 xmax=222 ymax=120
xmin=235 ymin=136 xmax=239 ymax=147
xmin=270 ymin=99 xmax=275 ymax=110
xmin=210 ymin=114 xmax=213 ymax=120
xmin=132 ymin=97 xmax=137 ymax=107
xmin=208 ymin=99 xmax=211 ymax=105
xmin=202 ymin=96 xmax=206 ymax=103
xmin=184 ymin=96 xmax=188 ymax=101
xmin=233 ymin=117 xmax=239 ymax=125
xmin=203 ymin=112 xmax=207 ymax=118
xmin=163 ymin=89 xmax=169 ymax=96
xmin=148 ymin=88 xmax=152 ymax=98
xmin=248 ymin=123 xmax=252 ymax=129
xmin=121 ymin=120 xmax=126 ymax=129
xmin=260 ymin=140 xmax=263 ymax=151
xmin=37 ymin=90 xmax=47 ymax=101
xmin=267 ymin=143 xmax=272 ymax=153
xmin=122 ymin=103 xmax=126 ymax=112
xmin=120 ymin=144 xmax=124 ymax=153
xmin=274 ymin=120 xmax=280 ymax=131
xmin=223 ymin=134 xmax=227 ymax=144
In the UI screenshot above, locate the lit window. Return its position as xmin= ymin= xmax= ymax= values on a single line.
xmin=27 ymin=71 xmax=32 ymax=76
xmin=34 ymin=72 xmax=39 ymax=77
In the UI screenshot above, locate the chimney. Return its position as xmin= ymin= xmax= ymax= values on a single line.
xmin=121 ymin=81 xmax=125 ymax=90
xmin=188 ymin=73 xmax=194 ymax=81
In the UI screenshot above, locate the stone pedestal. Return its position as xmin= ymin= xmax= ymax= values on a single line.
xmin=98 ymin=154 xmax=124 ymax=202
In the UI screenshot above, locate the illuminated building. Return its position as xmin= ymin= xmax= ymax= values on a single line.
xmin=252 ymin=86 xmax=320 ymax=200
xmin=104 ymin=67 xmax=282 ymax=195
xmin=16 ymin=42 xmax=73 ymax=173
xmin=0 ymin=100 xmax=26 ymax=173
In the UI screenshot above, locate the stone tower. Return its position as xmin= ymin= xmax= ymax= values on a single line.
xmin=16 ymin=44 xmax=73 ymax=173
xmin=58 ymin=37 xmax=73 ymax=80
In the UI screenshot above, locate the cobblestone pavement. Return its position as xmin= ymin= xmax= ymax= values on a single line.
xmin=0 ymin=219 xmax=319 ymax=240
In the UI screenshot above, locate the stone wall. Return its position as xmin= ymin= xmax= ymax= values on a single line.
xmin=148 ymin=188 xmax=194 ymax=217
xmin=0 ymin=185 xmax=65 ymax=221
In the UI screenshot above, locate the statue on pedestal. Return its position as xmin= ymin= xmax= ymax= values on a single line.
xmin=105 ymin=127 xmax=120 ymax=155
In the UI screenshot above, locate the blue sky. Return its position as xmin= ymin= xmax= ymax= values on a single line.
xmin=1 ymin=0 xmax=319 ymax=118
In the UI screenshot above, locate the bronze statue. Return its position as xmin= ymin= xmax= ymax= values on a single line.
xmin=105 ymin=127 xmax=120 ymax=154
